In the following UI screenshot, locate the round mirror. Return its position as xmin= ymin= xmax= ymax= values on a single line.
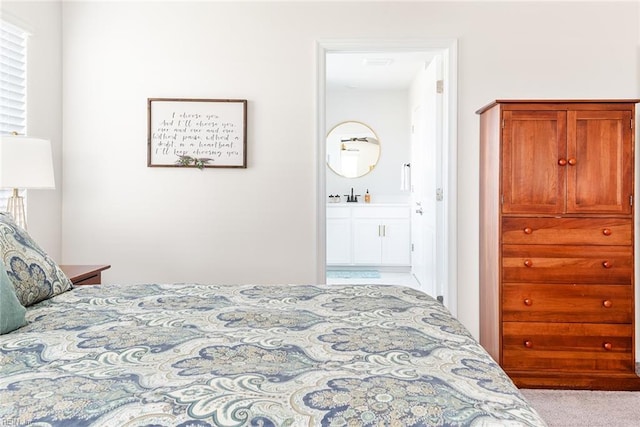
xmin=326 ymin=121 xmax=380 ymax=178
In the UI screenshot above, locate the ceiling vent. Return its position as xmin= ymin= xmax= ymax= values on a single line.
xmin=362 ymin=58 xmax=394 ymax=67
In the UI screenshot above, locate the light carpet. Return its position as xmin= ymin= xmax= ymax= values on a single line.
xmin=520 ymin=389 xmax=640 ymax=427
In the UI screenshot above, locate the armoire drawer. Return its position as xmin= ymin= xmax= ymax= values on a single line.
xmin=502 ymin=322 xmax=634 ymax=372
xmin=502 ymin=217 xmax=632 ymax=245
xmin=502 ymin=244 xmax=633 ymax=284
xmin=502 ymin=283 xmax=633 ymax=323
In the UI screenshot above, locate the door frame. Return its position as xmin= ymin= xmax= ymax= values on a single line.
xmin=315 ymin=38 xmax=459 ymax=316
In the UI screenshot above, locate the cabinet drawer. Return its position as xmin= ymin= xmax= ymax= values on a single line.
xmin=502 ymin=284 xmax=633 ymax=323
xmin=352 ymin=206 xmax=409 ymax=219
xmin=502 ymin=322 xmax=634 ymax=372
xmin=327 ymin=206 xmax=351 ymax=219
xmin=502 ymin=218 xmax=632 ymax=245
xmin=502 ymin=244 xmax=633 ymax=284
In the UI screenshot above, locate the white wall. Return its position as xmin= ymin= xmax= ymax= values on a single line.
xmin=326 ymin=88 xmax=410 ymax=203
xmin=3 ymin=1 xmax=638 ymax=338
xmin=1 ymin=1 xmax=62 ymax=261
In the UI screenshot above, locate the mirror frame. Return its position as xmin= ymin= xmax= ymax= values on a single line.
xmin=326 ymin=121 xmax=381 ymax=178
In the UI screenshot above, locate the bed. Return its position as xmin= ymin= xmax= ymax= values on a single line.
xmin=0 ymin=215 xmax=546 ymax=426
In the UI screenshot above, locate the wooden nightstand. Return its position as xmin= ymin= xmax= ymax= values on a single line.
xmin=60 ymin=264 xmax=111 ymax=286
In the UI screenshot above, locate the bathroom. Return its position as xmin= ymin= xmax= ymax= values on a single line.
xmin=324 ymin=49 xmax=447 ymax=300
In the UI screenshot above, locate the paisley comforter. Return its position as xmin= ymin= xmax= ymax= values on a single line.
xmin=0 ymin=283 xmax=546 ymax=426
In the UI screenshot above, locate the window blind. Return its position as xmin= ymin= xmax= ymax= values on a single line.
xmin=0 ymin=19 xmax=28 ymax=211
xmin=1 ymin=19 xmax=26 ymax=134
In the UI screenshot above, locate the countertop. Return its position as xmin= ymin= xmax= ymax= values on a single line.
xmin=327 ymin=202 xmax=410 ymax=207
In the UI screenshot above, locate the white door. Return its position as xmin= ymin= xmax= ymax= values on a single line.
xmin=410 ymin=56 xmax=442 ymax=298
xmin=410 ymin=105 xmax=428 ymax=289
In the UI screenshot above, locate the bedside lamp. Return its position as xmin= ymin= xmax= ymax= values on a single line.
xmin=0 ymin=135 xmax=55 ymax=230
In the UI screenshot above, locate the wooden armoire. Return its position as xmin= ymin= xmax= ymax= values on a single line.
xmin=478 ymin=99 xmax=640 ymax=390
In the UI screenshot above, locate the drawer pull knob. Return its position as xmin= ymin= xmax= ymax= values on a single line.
xmin=603 ymin=342 xmax=612 ymax=351
xmin=602 ymin=228 xmax=612 ymax=236
xmin=567 ymin=158 xmax=577 ymax=166
xmin=524 ymin=259 xmax=533 ymax=267
xmin=558 ymin=158 xmax=567 ymax=166
xmin=602 ymin=261 xmax=612 ymax=269
xmin=523 ymin=298 xmax=533 ymax=306
xmin=523 ymin=227 xmax=533 ymax=234
xmin=524 ymin=340 xmax=533 ymax=348
xmin=603 ymin=300 xmax=613 ymax=308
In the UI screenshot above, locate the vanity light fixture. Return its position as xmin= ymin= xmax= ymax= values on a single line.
xmin=341 ymin=136 xmax=379 ymax=144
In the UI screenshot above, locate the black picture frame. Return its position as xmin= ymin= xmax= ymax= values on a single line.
xmin=147 ymin=98 xmax=247 ymax=168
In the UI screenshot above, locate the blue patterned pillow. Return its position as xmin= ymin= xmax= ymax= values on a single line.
xmin=0 ymin=212 xmax=72 ymax=307
xmin=0 ymin=257 xmax=26 ymax=334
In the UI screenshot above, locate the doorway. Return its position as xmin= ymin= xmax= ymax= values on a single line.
xmin=316 ymin=39 xmax=458 ymax=315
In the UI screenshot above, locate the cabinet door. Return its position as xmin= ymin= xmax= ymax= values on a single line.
xmin=502 ymin=110 xmax=567 ymax=214
xmin=327 ymin=218 xmax=352 ymax=264
xmin=353 ymin=219 xmax=382 ymax=264
xmin=567 ymin=110 xmax=633 ymax=214
xmin=381 ymin=219 xmax=411 ymax=265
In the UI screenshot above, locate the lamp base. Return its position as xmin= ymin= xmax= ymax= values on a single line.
xmin=6 ymin=188 xmax=27 ymax=230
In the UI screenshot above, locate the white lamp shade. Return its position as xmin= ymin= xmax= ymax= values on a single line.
xmin=0 ymin=135 xmax=55 ymax=189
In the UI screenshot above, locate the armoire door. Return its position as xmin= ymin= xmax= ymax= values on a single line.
xmin=501 ymin=110 xmax=567 ymax=214
xmin=567 ymin=109 xmax=633 ymax=214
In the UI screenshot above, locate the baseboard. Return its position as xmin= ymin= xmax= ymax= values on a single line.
xmin=511 ymin=370 xmax=640 ymax=391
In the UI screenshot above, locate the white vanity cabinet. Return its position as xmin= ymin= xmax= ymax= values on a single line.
xmin=327 ymin=204 xmax=410 ymax=266
xmin=326 ymin=206 xmax=352 ymax=264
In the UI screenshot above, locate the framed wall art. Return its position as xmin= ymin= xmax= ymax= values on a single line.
xmin=147 ymin=98 xmax=247 ymax=168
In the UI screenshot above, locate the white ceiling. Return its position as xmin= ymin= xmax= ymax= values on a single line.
xmin=326 ymin=51 xmax=436 ymax=90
